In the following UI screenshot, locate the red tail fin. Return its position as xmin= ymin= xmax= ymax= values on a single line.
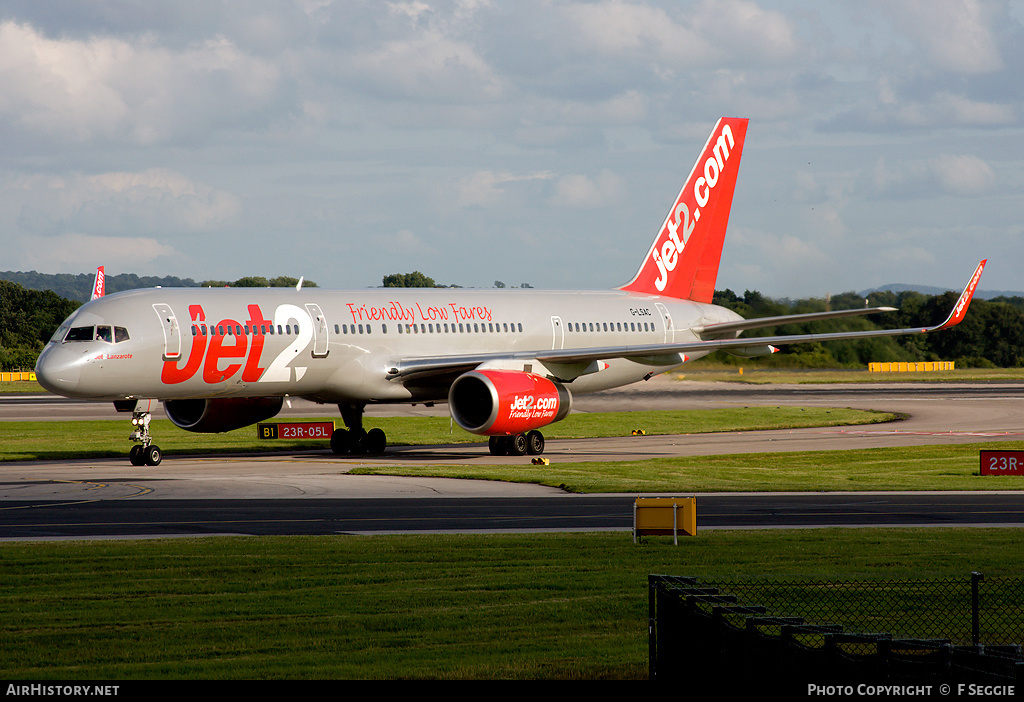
xmin=90 ymin=266 xmax=105 ymax=300
xmin=620 ymin=117 xmax=748 ymax=302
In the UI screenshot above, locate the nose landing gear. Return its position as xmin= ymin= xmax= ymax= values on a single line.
xmin=128 ymin=408 xmax=162 ymax=466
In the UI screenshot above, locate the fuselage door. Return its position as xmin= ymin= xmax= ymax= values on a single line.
xmin=305 ymin=303 xmax=330 ymax=358
xmin=550 ymin=316 xmax=564 ymax=349
xmin=655 ymin=303 xmax=674 ymax=343
xmin=152 ymin=304 xmax=181 ymax=361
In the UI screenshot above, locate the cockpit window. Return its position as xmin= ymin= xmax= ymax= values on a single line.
xmin=62 ymin=325 xmax=131 ymax=343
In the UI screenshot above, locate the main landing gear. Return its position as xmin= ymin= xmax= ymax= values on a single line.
xmin=330 ymin=402 xmax=387 ymax=455
xmin=488 ymin=430 xmax=545 ymax=456
xmin=128 ymin=407 xmax=162 ymax=466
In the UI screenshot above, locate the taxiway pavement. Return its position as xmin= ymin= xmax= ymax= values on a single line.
xmin=2 ymin=375 xmax=1024 ymax=538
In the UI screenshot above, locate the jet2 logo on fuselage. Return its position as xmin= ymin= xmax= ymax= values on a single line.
xmin=161 ymin=303 xmax=313 ymax=385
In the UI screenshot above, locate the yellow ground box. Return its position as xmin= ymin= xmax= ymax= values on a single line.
xmin=0 ymin=372 xmax=36 ymax=382
xmin=868 ymin=361 xmax=954 ymax=372
xmin=633 ymin=497 xmax=696 ymax=544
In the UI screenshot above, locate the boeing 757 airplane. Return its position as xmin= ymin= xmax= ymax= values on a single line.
xmin=35 ymin=118 xmax=986 ymax=466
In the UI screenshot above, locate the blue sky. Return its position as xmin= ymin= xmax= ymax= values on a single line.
xmin=1 ymin=1 xmax=1021 ymax=298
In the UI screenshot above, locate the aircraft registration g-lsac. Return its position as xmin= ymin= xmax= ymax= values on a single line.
xmin=36 ymin=117 xmax=986 ymax=466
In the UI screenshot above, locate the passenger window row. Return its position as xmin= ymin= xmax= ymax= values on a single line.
xmin=396 ymin=322 xmax=524 ymax=335
xmin=190 ymin=324 xmax=300 ymax=336
xmin=73 ymin=317 xmax=658 ymax=347
xmin=188 ymin=322 xmax=527 ymax=338
xmin=568 ymin=320 xmax=656 ymax=333
xmin=333 ymin=322 xmax=526 ymax=336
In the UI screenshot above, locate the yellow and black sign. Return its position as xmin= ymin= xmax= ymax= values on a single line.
xmin=257 ymin=421 xmax=334 ymax=440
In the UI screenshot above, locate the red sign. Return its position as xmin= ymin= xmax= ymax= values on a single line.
xmin=258 ymin=422 xmax=334 ymax=440
xmin=980 ymin=451 xmax=1024 ymax=475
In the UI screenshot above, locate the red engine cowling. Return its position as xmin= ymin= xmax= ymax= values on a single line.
xmin=163 ymin=397 xmax=284 ymax=433
xmin=448 ymin=370 xmax=572 ymax=436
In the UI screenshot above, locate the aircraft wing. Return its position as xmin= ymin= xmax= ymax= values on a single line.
xmin=386 ymin=260 xmax=985 ymax=382
xmin=693 ymin=306 xmax=897 ymax=338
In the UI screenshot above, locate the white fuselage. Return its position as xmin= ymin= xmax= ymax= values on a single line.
xmin=35 ymin=286 xmax=742 ymax=406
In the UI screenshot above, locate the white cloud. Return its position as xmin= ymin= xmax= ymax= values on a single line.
xmin=550 ymin=169 xmax=625 ymax=208
xmin=827 ymin=90 xmax=1016 ymax=132
xmin=565 ymin=1 xmax=708 ymax=62
xmin=690 ymin=0 xmax=799 ymax=62
xmin=874 ymin=0 xmax=1004 ymax=75
xmin=896 ymin=93 xmax=1015 ymax=128
xmin=867 ymin=154 xmax=996 ymax=199
xmin=348 ymin=30 xmax=504 ymax=101
xmin=725 ymin=224 xmax=835 ymax=292
xmin=928 ymin=154 xmax=996 ymax=197
xmin=375 ymin=228 xmax=437 ymax=259
xmin=791 ymin=171 xmax=829 ymax=205
xmin=387 ymin=2 xmax=434 ymax=24
xmin=0 ymin=2 xmax=1019 ymax=294
xmin=18 ymin=233 xmax=177 ymax=273
xmin=563 ymin=0 xmax=797 ymax=67
xmin=7 ymin=169 xmax=240 ymax=235
xmin=0 ymin=20 xmax=283 ymax=145
xmin=452 ymin=170 xmax=554 ymax=209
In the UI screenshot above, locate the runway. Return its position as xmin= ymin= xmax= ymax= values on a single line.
xmin=3 ymin=375 xmax=1024 ymax=539
xmin=4 ymin=492 xmax=1024 ymax=540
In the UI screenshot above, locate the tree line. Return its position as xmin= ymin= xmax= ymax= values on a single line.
xmin=0 ymin=271 xmax=318 ymax=303
xmin=380 ymin=271 xmax=532 ymax=289
xmin=0 ymin=280 xmax=80 ymax=371
xmin=712 ymin=288 xmax=1024 ymax=368
xmin=2 ymin=272 xmax=1022 ymax=372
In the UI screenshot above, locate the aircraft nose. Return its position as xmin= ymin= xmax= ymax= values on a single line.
xmin=35 ymin=345 xmax=81 ymax=395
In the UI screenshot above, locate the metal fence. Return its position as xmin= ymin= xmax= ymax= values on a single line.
xmin=668 ymin=573 xmax=1024 ymax=645
xmin=650 ymin=573 xmax=1024 ymax=684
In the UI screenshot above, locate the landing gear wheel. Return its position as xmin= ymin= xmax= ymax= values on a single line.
xmin=348 ymin=429 xmax=368 ymax=455
xmin=129 ymin=445 xmax=145 ymax=466
xmin=330 ymin=428 xmax=353 ymax=455
xmin=526 ymin=430 xmax=545 ymax=455
xmin=334 ymin=403 xmax=387 ymax=456
xmin=509 ymin=433 xmax=528 ymax=456
xmin=488 ymin=436 xmax=509 ymax=456
xmin=144 ymin=445 xmax=162 ymax=466
xmin=364 ymin=428 xmax=387 ymax=455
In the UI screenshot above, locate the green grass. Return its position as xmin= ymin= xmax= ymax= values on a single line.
xmin=0 ymin=407 xmax=893 ymax=462
xmin=0 ymin=381 xmax=41 ymax=393
xmin=673 ymin=364 xmax=1024 ymax=384
xmin=4 ymin=380 xmax=1023 ymax=679
xmin=2 ymin=529 xmax=1022 ymax=679
xmin=544 ymin=406 xmax=896 ymax=436
xmin=351 ymin=443 xmax=1023 ymax=493
xmin=8 ymin=366 xmax=1024 ymax=395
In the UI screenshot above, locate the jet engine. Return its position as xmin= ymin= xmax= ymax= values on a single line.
xmin=448 ymin=370 xmax=572 ymax=435
xmin=163 ymin=397 xmax=284 ymax=433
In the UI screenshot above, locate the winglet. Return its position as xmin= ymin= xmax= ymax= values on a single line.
xmin=931 ymin=259 xmax=986 ymax=331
